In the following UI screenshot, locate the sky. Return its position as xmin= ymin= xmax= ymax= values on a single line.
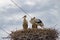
xmin=0 ymin=0 xmax=60 ymax=40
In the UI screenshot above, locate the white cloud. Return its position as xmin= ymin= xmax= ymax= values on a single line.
xmin=25 ymin=1 xmax=36 ymax=6
xmin=0 ymin=13 xmax=24 ymax=22
xmin=0 ymin=0 xmax=10 ymax=7
xmin=24 ymin=0 xmax=50 ymax=7
xmin=50 ymin=9 xmax=59 ymax=17
xmin=0 ymin=0 xmax=18 ymax=9
xmin=0 ymin=0 xmax=60 ymax=40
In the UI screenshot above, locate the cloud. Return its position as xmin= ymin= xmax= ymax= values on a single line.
xmin=0 ymin=0 xmax=60 ymax=27
xmin=0 ymin=0 xmax=11 ymax=7
xmin=0 ymin=0 xmax=60 ymax=29
xmin=0 ymin=0 xmax=60 ymax=40
xmin=0 ymin=0 xmax=8 ymax=7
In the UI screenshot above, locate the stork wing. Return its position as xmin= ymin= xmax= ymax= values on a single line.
xmin=35 ymin=19 xmax=42 ymax=23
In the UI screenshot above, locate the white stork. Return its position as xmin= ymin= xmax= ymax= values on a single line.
xmin=30 ymin=17 xmax=44 ymax=28
xmin=22 ymin=15 xmax=28 ymax=30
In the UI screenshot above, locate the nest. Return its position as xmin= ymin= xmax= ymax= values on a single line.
xmin=10 ymin=28 xmax=58 ymax=40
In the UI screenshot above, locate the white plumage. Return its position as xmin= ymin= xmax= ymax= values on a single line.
xmin=22 ymin=15 xmax=28 ymax=30
xmin=30 ymin=17 xmax=44 ymax=28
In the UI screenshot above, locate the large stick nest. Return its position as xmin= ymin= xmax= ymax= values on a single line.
xmin=10 ymin=28 xmax=58 ymax=40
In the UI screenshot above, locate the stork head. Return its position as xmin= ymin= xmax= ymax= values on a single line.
xmin=23 ymin=15 xmax=27 ymax=18
xmin=33 ymin=17 xmax=35 ymax=19
xmin=31 ymin=17 xmax=36 ymax=20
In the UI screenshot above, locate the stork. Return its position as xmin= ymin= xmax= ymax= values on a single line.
xmin=11 ymin=0 xmax=44 ymax=29
xmin=30 ymin=17 xmax=44 ymax=29
xmin=30 ymin=17 xmax=37 ymax=29
xmin=22 ymin=15 xmax=28 ymax=30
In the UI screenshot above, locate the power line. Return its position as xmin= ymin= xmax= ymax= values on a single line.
xmin=11 ymin=0 xmax=32 ymax=18
xmin=0 ymin=27 xmax=10 ymax=34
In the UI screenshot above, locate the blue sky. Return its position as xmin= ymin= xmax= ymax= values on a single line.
xmin=0 ymin=0 xmax=60 ymax=40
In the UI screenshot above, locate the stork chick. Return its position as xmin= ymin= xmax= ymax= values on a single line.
xmin=22 ymin=15 xmax=28 ymax=30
